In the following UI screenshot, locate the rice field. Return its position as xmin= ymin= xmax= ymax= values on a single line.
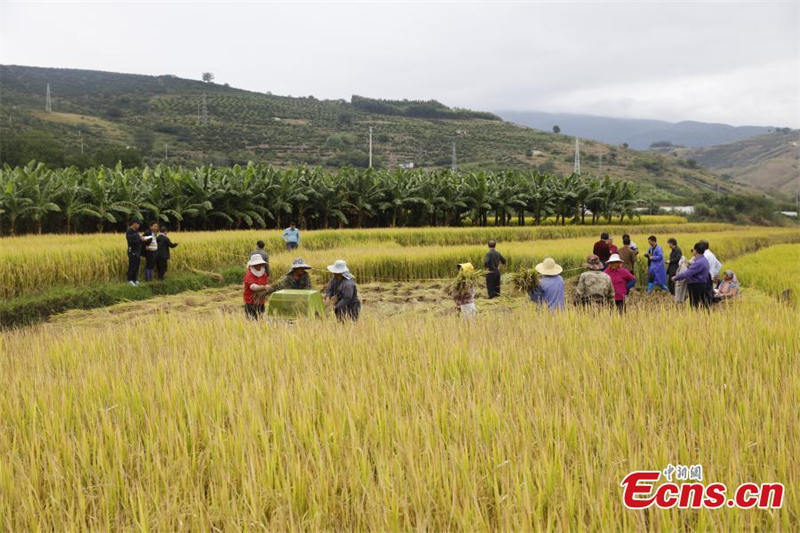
xmin=1 ymin=223 xmax=798 ymax=530
xmin=1 ymin=221 xmax=793 ymax=299
xmin=1 ymin=297 xmax=797 ymax=530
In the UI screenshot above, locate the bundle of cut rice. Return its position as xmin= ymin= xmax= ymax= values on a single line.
xmin=445 ymin=268 xmax=483 ymax=300
xmin=510 ymin=267 xmax=540 ymax=294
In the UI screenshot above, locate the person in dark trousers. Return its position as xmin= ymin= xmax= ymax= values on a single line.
xmin=483 ymin=240 xmax=507 ymax=299
xmin=673 ymin=243 xmax=711 ymax=309
xmin=243 ymin=254 xmax=269 ymax=319
xmin=250 ymin=240 xmax=270 ymax=277
xmin=325 ymin=260 xmax=361 ymax=321
xmin=282 ymin=222 xmax=300 ymax=251
xmin=125 ymin=219 xmax=151 ymax=286
xmin=593 ymin=232 xmax=611 ymax=264
xmin=142 ymin=221 xmax=160 ymax=282
xmin=155 ymin=227 xmax=178 ymax=280
xmin=666 ymin=238 xmax=682 ymax=294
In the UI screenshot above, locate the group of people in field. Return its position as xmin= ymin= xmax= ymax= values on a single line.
xmin=124 ymin=220 xmax=740 ymax=320
xmin=242 ymin=228 xmax=361 ymax=322
xmin=124 ymin=220 xmax=178 ymax=286
xmin=453 ymin=232 xmax=740 ymax=316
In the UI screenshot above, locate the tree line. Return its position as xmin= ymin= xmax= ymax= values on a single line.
xmin=0 ymin=161 xmax=640 ymax=235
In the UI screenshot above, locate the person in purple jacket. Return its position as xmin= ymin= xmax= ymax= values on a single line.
xmin=673 ymin=242 xmax=710 ymax=309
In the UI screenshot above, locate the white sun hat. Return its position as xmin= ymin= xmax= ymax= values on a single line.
xmin=327 ymin=259 xmax=350 ymax=274
xmin=606 ymin=253 xmax=624 ymax=264
xmin=247 ymin=254 xmax=267 ymax=267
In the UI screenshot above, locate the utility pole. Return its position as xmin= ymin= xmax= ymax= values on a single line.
xmin=451 ymin=140 xmax=457 ymax=171
xmin=201 ymin=93 xmax=208 ymax=124
xmin=164 ymin=143 xmax=168 ymax=162
xmin=573 ymin=137 xmax=581 ymax=174
xmin=599 ymin=154 xmax=603 ymax=175
xmin=45 ymin=83 xmax=52 ymax=113
xmin=79 ymin=132 xmax=84 ymax=155
xmin=368 ymin=126 xmax=373 ymax=168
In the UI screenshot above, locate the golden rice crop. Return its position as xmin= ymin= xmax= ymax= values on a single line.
xmin=0 ymin=223 xmax=776 ymax=298
xmin=725 ymin=243 xmax=800 ymax=305
xmin=1 ymin=299 xmax=797 ymax=530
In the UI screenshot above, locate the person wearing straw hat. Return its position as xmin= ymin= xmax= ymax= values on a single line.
xmin=243 ymin=254 xmax=270 ymax=319
xmin=324 ymin=259 xmax=361 ymax=321
xmin=450 ymin=262 xmax=478 ymax=318
xmin=264 ymin=258 xmax=313 ymax=295
xmin=604 ymin=253 xmax=636 ymax=313
xmin=530 ymin=257 xmax=564 ymax=311
xmin=575 ymin=254 xmax=614 ymax=307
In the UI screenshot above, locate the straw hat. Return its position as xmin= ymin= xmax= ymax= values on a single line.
xmin=606 ymin=253 xmax=624 ymax=264
xmin=584 ymin=254 xmax=604 ymax=270
xmin=535 ymin=257 xmax=562 ymax=276
xmin=457 ymin=262 xmax=474 ymax=272
xmin=289 ymin=258 xmax=312 ymax=270
xmin=247 ymin=254 xmax=267 ymax=267
xmin=327 ymin=259 xmax=350 ymax=274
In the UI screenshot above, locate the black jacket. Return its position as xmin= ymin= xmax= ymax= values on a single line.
xmin=156 ymin=234 xmax=178 ymax=259
xmin=325 ymin=276 xmax=361 ymax=318
xmin=483 ymin=249 xmax=507 ymax=273
xmin=667 ymin=246 xmax=682 ymax=276
xmin=126 ymin=227 xmax=142 ymax=255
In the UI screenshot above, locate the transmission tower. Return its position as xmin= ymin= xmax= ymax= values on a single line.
xmin=451 ymin=141 xmax=457 ymax=171
xmin=201 ymin=93 xmax=208 ymax=124
xmin=573 ymin=137 xmax=581 ymax=174
xmin=45 ymin=83 xmax=52 ymax=113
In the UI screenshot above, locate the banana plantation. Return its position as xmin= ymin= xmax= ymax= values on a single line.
xmin=0 ymin=161 xmax=640 ymax=235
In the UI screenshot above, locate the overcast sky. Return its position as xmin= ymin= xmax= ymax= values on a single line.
xmin=2 ymin=1 xmax=798 ymax=127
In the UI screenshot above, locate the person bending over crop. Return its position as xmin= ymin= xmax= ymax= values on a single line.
xmin=575 ymin=254 xmax=614 ymax=307
xmin=243 ymin=254 xmax=269 ymax=319
xmin=264 ymin=258 xmax=312 ymax=295
xmin=448 ymin=263 xmax=478 ymax=318
xmin=324 ymin=260 xmax=361 ymax=321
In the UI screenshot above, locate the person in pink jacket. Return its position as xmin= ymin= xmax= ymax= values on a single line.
xmin=604 ymin=253 xmax=636 ymax=314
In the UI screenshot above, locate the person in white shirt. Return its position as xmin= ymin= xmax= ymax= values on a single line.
xmin=700 ymin=240 xmax=722 ymax=281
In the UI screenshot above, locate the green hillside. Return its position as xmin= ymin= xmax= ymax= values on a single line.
xmin=672 ymin=130 xmax=800 ymax=198
xmin=0 ymin=65 xmax=744 ymax=201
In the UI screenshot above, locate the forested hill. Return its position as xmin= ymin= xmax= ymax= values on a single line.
xmin=1 ymin=64 xmax=743 ymax=201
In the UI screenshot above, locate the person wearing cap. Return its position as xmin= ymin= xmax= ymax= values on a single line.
xmin=451 ymin=263 xmax=478 ymax=317
xmin=250 ymin=240 xmax=271 ymax=277
xmin=604 ymin=253 xmax=636 ymax=313
xmin=593 ymin=232 xmax=611 ymax=264
xmin=243 ymin=254 xmax=269 ymax=319
xmin=125 ymin=219 xmax=151 ymax=286
xmin=529 ymin=257 xmax=564 ymax=311
xmin=324 ymin=260 xmax=361 ymax=321
xmin=673 ymin=242 xmax=710 ymax=309
xmin=575 ymin=254 xmax=614 ymax=307
xmin=644 ymin=235 xmax=669 ymax=293
xmin=483 ymin=240 xmax=507 ymax=299
xmin=264 ymin=258 xmax=312 ymax=295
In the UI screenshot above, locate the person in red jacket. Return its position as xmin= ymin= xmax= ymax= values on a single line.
xmin=243 ymin=254 xmax=269 ymax=319
xmin=593 ymin=232 xmax=611 ymax=264
xmin=604 ymin=253 xmax=636 ymax=314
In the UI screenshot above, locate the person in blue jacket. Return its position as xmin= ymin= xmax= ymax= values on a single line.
xmin=282 ymin=222 xmax=300 ymax=251
xmin=644 ymin=235 xmax=669 ymax=292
